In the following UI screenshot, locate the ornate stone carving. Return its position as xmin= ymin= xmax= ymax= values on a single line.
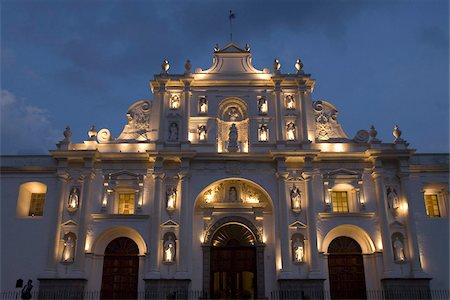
xmin=353 ymin=130 xmax=369 ymax=144
xmin=116 ymin=100 xmax=152 ymax=141
xmin=257 ymin=96 xmax=268 ymax=114
xmin=290 ymin=185 xmax=301 ymax=212
xmin=312 ymin=100 xmax=349 ymax=141
xmin=97 ymin=129 xmax=111 ymax=143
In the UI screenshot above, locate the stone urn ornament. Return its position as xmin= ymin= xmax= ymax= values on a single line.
xmin=295 ymin=59 xmax=303 ymax=73
xmin=184 ymin=59 xmax=192 ymax=73
xmin=369 ymin=125 xmax=380 ymax=142
xmin=63 ymin=126 xmax=72 ymax=142
xmin=161 ymin=59 xmax=170 ymax=73
xmin=393 ymin=125 xmax=404 ymax=143
xmin=88 ymin=125 xmax=97 ymax=140
xmin=273 ymin=59 xmax=281 ymax=72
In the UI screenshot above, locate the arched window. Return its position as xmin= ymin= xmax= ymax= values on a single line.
xmin=16 ymin=182 xmax=47 ymax=217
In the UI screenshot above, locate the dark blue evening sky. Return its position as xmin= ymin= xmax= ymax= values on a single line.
xmin=1 ymin=0 xmax=448 ymax=154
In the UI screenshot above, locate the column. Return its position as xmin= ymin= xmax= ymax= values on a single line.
xmin=176 ymin=171 xmax=190 ymax=277
xmin=303 ymin=172 xmax=320 ymax=275
xmin=72 ymin=171 xmax=94 ymax=275
xmin=276 ymin=171 xmax=291 ymax=275
xmin=299 ymin=90 xmax=309 ymax=142
xmin=44 ymin=172 xmax=70 ymax=275
xmin=273 ymin=81 xmax=283 ymax=141
xmin=399 ymin=173 xmax=425 ymax=275
xmin=182 ymin=82 xmax=191 ymax=143
xmin=372 ymin=171 xmax=395 ymax=276
xmin=149 ymin=172 xmax=164 ymax=275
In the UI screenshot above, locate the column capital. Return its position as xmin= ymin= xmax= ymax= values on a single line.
xmin=276 ymin=172 xmax=289 ymax=180
xmin=178 ymin=172 xmax=190 ymax=181
xmin=371 ymin=169 xmax=384 ymax=179
xmin=152 ymin=172 xmax=165 ymax=180
xmin=57 ymin=172 xmax=71 ymax=182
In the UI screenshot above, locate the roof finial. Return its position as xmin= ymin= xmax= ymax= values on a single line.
xmin=229 ymin=10 xmax=236 ymax=42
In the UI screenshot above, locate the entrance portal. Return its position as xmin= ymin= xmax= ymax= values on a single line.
xmin=210 ymin=224 xmax=256 ymax=299
xmin=327 ymin=236 xmax=367 ymax=300
xmin=100 ymin=237 xmax=139 ymax=299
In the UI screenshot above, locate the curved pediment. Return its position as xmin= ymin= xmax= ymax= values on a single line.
xmin=199 ymin=42 xmax=264 ymax=74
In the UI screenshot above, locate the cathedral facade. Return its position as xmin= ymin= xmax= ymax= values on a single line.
xmin=1 ymin=43 xmax=448 ymax=299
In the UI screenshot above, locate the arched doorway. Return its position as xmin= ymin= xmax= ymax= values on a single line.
xmin=210 ymin=224 xmax=256 ymax=299
xmin=100 ymin=237 xmax=139 ymax=299
xmin=327 ymin=236 xmax=367 ymax=300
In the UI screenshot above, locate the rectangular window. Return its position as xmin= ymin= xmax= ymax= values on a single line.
xmin=29 ymin=193 xmax=46 ymax=216
xmin=118 ymin=193 xmax=135 ymax=214
xmin=332 ymin=191 xmax=349 ymax=213
xmin=424 ymin=194 xmax=440 ymax=217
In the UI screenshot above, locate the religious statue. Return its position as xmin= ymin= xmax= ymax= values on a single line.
xmin=259 ymin=124 xmax=268 ymax=142
xmin=290 ymin=185 xmax=301 ymax=211
xmin=229 ymin=187 xmax=238 ymax=202
xmin=21 ymin=280 xmax=33 ymax=300
xmin=168 ymin=122 xmax=178 ymax=141
xmin=68 ymin=187 xmax=79 ymax=210
xmin=393 ymin=237 xmax=406 ymax=261
xmin=62 ymin=234 xmax=75 ymax=262
xmin=198 ymin=125 xmax=207 ymax=141
xmin=286 ymin=122 xmax=296 ymax=140
xmin=293 ymin=238 xmax=304 ymax=262
xmin=387 ymin=187 xmax=400 ymax=211
xmin=199 ymin=97 xmax=208 ymax=113
xmin=227 ymin=123 xmax=239 ymax=152
xmin=163 ymin=236 xmax=175 ymax=262
xmin=169 ymin=95 xmax=180 ymax=109
xmin=166 ymin=187 xmax=176 ymax=210
xmin=258 ymin=97 xmax=268 ymax=114
xmin=286 ymin=95 xmax=295 ymax=109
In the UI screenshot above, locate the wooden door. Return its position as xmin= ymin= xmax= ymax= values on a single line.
xmin=327 ymin=237 xmax=367 ymax=300
xmin=100 ymin=237 xmax=139 ymax=300
xmin=210 ymin=224 xmax=257 ymax=299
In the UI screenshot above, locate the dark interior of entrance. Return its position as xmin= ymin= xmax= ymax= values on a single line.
xmin=210 ymin=224 xmax=256 ymax=299
xmin=100 ymin=237 xmax=139 ymax=300
xmin=327 ymin=236 xmax=367 ymax=300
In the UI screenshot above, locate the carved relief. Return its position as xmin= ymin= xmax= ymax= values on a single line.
xmin=200 ymin=180 xmax=264 ymax=204
xmin=312 ymin=100 xmax=348 ymax=141
xmin=115 ymin=100 xmax=152 ymax=142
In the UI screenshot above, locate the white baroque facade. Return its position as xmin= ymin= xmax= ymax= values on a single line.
xmin=1 ymin=43 xmax=449 ymax=299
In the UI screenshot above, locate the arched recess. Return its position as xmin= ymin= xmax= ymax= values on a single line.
xmin=91 ymin=226 xmax=147 ymax=256
xmin=321 ymin=224 xmax=376 ymax=254
xmin=216 ymin=97 xmax=249 ymax=152
xmin=194 ymin=177 xmax=274 ymax=213
xmin=204 ymin=216 xmax=264 ymax=246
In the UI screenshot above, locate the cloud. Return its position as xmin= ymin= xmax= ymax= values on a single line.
xmin=0 ymin=90 xmax=60 ymax=154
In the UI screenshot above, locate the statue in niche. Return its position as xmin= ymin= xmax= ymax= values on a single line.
xmin=286 ymin=95 xmax=295 ymax=109
xmin=258 ymin=97 xmax=268 ymax=114
xmin=293 ymin=238 xmax=304 ymax=262
xmin=166 ymin=187 xmax=176 ymax=210
xmin=259 ymin=124 xmax=268 ymax=142
xmin=62 ymin=234 xmax=75 ymax=262
xmin=228 ymin=107 xmax=240 ymax=121
xmin=168 ymin=122 xmax=178 ymax=141
xmin=198 ymin=125 xmax=207 ymax=141
xmin=286 ymin=122 xmax=296 ymax=140
xmin=164 ymin=236 xmax=175 ymax=262
xmin=199 ymin=97 xmax=207 ymax=113
xmin=229 ymin=187 xmax=238 ymax=202
xmin=227 ymin=123 xmax=239 ymax=152
xmin=170 ymin=95 xmax=180 ymax=109
xmin=68 ymin=187 xmax=79 ymax=210
xmin=21 ymin=280 xmax=33 ymax=300
xmin=393 ymin=236 xmax=406 ymax=261
xmin=290 ymin=185 xmax=301 ymax=211
xmin=387 ymin=187 xmax=400 ymax=211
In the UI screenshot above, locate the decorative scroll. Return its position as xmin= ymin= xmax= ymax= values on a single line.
xmin=312 ymin=100 xmax=348 ymax=141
